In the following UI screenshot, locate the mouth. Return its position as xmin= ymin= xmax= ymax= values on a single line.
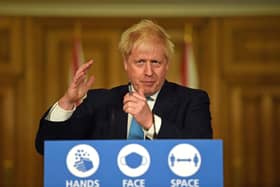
xmin=141 ymin=81 xmax=155 ymax=86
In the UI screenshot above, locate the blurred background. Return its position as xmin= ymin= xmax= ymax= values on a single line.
xmin=0 ymin=0 xmax=279 ymax=186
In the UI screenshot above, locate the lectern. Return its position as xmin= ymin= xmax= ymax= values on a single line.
xmin=44 ymin=140 xmax=223 ymax=187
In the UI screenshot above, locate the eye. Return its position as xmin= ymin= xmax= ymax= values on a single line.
xmin=135 ymin=59 xmax=146 ymax=66
xmin=151 ymin=60 xmax=160 ymax=64
xmin=151 ymin=60 xmax=161 ymax=67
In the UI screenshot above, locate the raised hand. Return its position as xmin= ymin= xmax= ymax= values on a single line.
xmin=58 ymin=60 xmax=95 ymax=110
xmin=123 ymin=87 xmax=153 ymax=130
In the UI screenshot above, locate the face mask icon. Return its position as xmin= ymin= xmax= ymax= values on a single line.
xmin=120 ymin=152 xmax=147 ymax=169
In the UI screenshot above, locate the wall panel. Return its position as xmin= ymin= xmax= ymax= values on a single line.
xmin=0 ymin=83 xmax=16 ymax=187
xmin=0 ymin=16 xmax=24 ymax=187
xmin=222 ymin=17 xmax=280 ymax=78
xmin=0 ymin=15 xmax=279 ymax=187
xmin=0 ymin=17 xmax=23 ymax=76
xmin=220 ymin=17 xmax=280 ymax=187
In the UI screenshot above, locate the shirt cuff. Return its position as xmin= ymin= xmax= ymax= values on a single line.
xmin=45 ymin=102 xmax=76 ymax=122
xmin=144 ymin=114 xmax=161 ymax=140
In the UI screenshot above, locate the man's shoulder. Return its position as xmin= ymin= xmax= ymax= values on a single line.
xmin=82 ymin=84 xmax=127 ymax=106
xmin=164 ymin=81 xmax=206 ymax=93
xmin=86 ymin=84 xmax=128 ymax=97
xmin=110 ymin=84 xmax=128 ymax=92
xmin=163 ymin=81 xmax=209 ymax=99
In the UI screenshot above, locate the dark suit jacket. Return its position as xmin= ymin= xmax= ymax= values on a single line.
xmin=35 ymin=81 xmax=212 ymax=155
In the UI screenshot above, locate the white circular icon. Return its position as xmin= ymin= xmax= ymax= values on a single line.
xmin=66 ymin=144 xmax=100 ymax=178
xmin=168 ymin=144 xmax=201 ymax=177
xmin=117 ymin=144 xmax=150 ymax=177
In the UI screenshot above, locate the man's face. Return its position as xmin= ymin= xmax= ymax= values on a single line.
xmin=124 ymin=40 xmax=169 ymax=96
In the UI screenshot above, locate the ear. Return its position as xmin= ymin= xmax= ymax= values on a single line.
xmin=123 ymin=59 xmax=128 ymax=71
xmin=165 ymin=61 xmax=169 ymax=71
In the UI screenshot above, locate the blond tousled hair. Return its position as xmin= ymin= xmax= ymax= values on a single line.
xmin=118 ymin=19 xmax=174 ymax=62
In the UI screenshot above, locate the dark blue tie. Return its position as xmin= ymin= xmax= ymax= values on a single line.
xmin=128 ymin=117 xmax=144 ymax=139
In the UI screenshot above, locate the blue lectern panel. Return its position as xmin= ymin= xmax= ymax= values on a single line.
xmin=44 ymin=140 xmax=223 ymax=187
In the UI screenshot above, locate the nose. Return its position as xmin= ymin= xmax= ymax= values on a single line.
xmin=144 ymin=62 xmax=153 ymax=76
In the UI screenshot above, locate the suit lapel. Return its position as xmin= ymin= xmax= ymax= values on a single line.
xmin=153 ymin=81 xmax=177 ymax=119
xmin=109 ymin=85 xmax=128 ymax=139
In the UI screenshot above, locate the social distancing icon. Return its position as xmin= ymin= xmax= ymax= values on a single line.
xmin=168 ymin=144 xmax=201 ymax=177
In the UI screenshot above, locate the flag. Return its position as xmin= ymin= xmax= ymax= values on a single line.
xmin=70 ymin=35 xmax=85 ymax=106
xmin=71 ymin=36 xmax=84 ymax=77
xmin=181 ymin=25 xmax=199 ymax=88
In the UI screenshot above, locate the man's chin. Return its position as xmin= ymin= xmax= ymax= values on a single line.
xmin=144 ymin=88 xmax=158 ymax=96
xmin=133 ymin=83 xmax=159 ymax=95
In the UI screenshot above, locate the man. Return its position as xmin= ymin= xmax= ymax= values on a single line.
xmin=35 ymin=19 xmax=212 ymax=155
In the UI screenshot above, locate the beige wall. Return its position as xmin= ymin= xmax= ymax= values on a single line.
xmin=0 ymin=16 xmax=279 ymax=187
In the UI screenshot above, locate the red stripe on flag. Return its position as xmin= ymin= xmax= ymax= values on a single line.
xmin=181 ymin=40 xmax=199 ymax=88
xmin=71 ymin=37 xmax=84 ymax=76
xmin=181 ymin=42 xmax=189 ymax=86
